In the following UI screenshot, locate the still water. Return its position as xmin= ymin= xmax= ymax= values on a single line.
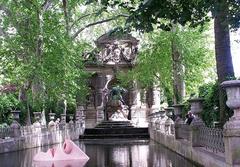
xmin=0 ymin=139 xmax=200 ymax=167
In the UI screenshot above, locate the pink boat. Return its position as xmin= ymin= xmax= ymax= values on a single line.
xmin=33 ymin=139 xmax=89 ymax=167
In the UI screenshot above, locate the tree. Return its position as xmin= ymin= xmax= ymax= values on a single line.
xmin=213 ymin=1 xmax=235 ymax=123
xmin=118 ymin=25 xmax=215 ymax=105
xmin=95 ymin=0 xmax=239 ymax=123
xmin=0 ymin=0 xmax=128 ymax=124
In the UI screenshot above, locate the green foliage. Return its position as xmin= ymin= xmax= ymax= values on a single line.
xmin=94 ymin=0 xmax=240 ymax=31
xmin=0 ymin=0 xmax=130 ymax=123
xmin=117 ymin=24 xmax=215 ymax=105
xmin=177 ymin=25 xmax=216 ymax=94
xmin=0 ymin=1 xmax=93 ymax=117
xmin=0 ymin=94 xmax=19 ymax=124
xmin=198 ymin=82 xmax=220 ymax=126
xmin=199 ymin=81 xmax=234 ymax=127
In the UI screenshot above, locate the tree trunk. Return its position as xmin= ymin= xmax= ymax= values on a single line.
xmin=19 ymin=82 xmax=31 ymax=125
xmin=214 ymin=0 xmax=235 ymax=124
xmin=172 ymin=38 xmax=185 ymax=104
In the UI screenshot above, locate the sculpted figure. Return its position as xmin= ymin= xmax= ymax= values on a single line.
xmin=110 ymin=85 xmax=126 ymax=104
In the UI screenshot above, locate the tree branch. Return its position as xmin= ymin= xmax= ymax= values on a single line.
xmin=70 ymin=8 xmax=106 ymax=29
xmin=71 ymin=14 xmax=129 ymax=39
xmin=62 ymin=0 xmax=69 ymax=35
xmin=41 ymin=0 xmax=52 ymax=11
xmin=154 ymin=73 xmax=161 ymax=80
xmin=70 ymin=13 xmax=96 ymax=29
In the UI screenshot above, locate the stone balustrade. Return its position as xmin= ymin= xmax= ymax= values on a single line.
xmin=221 ymin=80 xmax=240 ymax=166
xmin=148 ymin=79 xmax=240 ymax=167
xmin=165 ymin=107 xmax=175 ymax=135
xmin=0 ymin=111 xmax=86 ymax=154
xmin=159 ymin=110 xmax=168 ymax=133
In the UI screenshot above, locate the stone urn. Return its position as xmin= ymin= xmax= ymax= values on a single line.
xmin=154 ymin=112 xmax=161 ymax=131
xmin=164 ymin=107 xmax=175 ymax=135
xmin=221 ymin=80 xmax=240 ymax=165
xmin=69 ymin=114 xmax=74 ymax=124
xmin=33 ymin=112 xmax=41 ymax=126
xmin=165 ymin=107 xmax=174 ymax=119
xmin=33 ymin=112 xmax=42 ymax=133
xmin=159 ymin=110 xmax=168 ymax=133
xmin=221 ymin=80 xmax=240 ymax=129
xmin=48 ymin=113 xmax=56 ymax=131
xmin=172 ymin=104 xmax=184 ymax=124
xmin=49 ymin=113 xmax=56 ymax=121
xmin=60 ymin=114 xmax=66 ymax=124
xmin=10 ymin=110 xmax=21 ymax=137
xmin=188 ymin=98 xmax=204 ymax=125
xmin=59 ymin=114 xmax=66 ymax=129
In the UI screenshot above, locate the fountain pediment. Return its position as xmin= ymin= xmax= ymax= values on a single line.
xmin=84 ymin=30 xmax=139 ymax=66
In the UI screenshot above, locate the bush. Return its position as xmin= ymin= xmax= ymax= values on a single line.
xmin=0 ymin=94 xmax=20 ymax=124
xmin=198 ymin=82 xmax=220 ymax=126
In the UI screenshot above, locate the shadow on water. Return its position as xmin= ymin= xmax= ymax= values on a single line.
xmin=0 ymin=139 xmax=200 ymax=167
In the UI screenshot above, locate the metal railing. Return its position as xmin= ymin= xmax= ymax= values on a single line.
xmin=199 ymin=126 xmax=225 ymax=153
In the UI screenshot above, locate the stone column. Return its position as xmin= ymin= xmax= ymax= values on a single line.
xmin=140 ymin=89 xmax=147 ymax=108
xmin=48 ymin=113 xmax=56 ymax=131
xmin=165 ymin=107 xmax=174 ymax=120
xmin=95 ymin=74 xmax=106 ymax=123
xmin=173 ymin=104 xmax=184 ymax=139
xmin=96 ymin=105 xmax=104 ymax=123
xmin=165 ymin=107 xmax=175 ymax=135
xmin=129 ymin=82 xmax=141 ymax=110
xmin=10 ymin=110 xmax=21 ymax=137
xmin=33 ymin=112 xmax=42 ymax=133
xmin=148 ymin=113 xmax=153 ymax=128
xmin=76 ymin=106 xmax=84 ymax=123
xmin=159 ymin=110 xmax=168 ymax=133
xmin=188 ymin=98 xmax=204 ymax=125
xmin=221 ymin=80 xmax=240 ymax=166
xmin=69 ymin=114 xmax=74 ymax=124
xmin=85 ymin=91 xmax=97 ymax=128
xmin=75 ymin=105 xmax=85 ymax=135
xmin=59 ymin=114 xmax=66 ymax=129
xmin=68 ymin=114 xmax=74 ymax=129
xmin=151 ymin=85 xmax=161 ymax=114
xmin=129 ymin=81 xmax=141 ymax=126
xmin=188 ymin=98 xmax=204 ymax=147
xmin=172 ymin=104 xmax=184 ymax=123
xmin=151 ymin=112 xmax=158 ymax=129
xmin=154 ymin=112 xmax=161 ymax=131
xmin=138 ymin=89 xmax=148 ymax=127
xmin=60 ymin=114 xmax=66 ymax=123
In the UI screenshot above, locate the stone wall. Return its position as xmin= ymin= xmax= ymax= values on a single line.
xmin=0 ymin=124 xmax=83 ymax=154
xmin=149 ymin=127 xmax=226 ymax=167
xmin=149 ymin=80 xmax=240 ymax=167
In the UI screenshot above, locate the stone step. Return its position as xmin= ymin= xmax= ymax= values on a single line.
xmin=80 ymin=121 xmax=149 ymax=139
xmin=97 ymin=121 xmax=132 ymax=125
xmin=95 ymin=125 xmax=134 ymax=128
xmin=79 ymin=133 xmax=149 ymax=139
xmin=80 ymin=139 xmax=149 ymax=145
xmin=95 ymin=121 xmax=134 ymax=128
xmin=100 ymin=121 xmax=132 ymax=123
xmin=84 ymin=128 xmax=148 ymax=134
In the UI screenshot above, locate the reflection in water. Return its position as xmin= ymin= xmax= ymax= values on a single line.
xmin=33 ymin=160 xmax=88 ymax=167
xmin=33 ymin=139 xmax=89 ymax=167
xmin=0 ymin=139 xmax=200 ymax=167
